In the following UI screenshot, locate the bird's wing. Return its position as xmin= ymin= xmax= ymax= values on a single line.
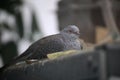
xmin=11 ymin=34 xmax=65 ymax=64
xmin=27 ymin=34 xmax=66 ymax=59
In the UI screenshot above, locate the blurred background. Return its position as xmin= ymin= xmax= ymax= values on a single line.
xmin=0 ymin=0 xmax=120 ymax=67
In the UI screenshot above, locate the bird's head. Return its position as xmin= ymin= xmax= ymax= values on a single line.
xmin=61 ymin=25 xmax=80 ymax=37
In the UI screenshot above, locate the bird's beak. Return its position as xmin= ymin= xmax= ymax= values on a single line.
xmin=76 ymin=32 xmax=80 ymax=36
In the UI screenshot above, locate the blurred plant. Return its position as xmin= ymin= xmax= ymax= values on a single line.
xmin=15 ymin=11 xmax=24 ymax=38
xmin=0 ymin=0 xmax=22 ymax=14
xmin=30 ymin=11 xmax=42 ymax=41
xmin=0 ymin=0 xmax=23 ymax=65
xmin=0 ymin=0 xmax=40 ymax=65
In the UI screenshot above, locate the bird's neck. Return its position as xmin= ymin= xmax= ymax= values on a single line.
xmin=61 ymin=32 xmax=78 ymax=40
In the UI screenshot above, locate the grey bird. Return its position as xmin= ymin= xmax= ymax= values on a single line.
xmin=1 ymin=25 xmax=82 ymax=68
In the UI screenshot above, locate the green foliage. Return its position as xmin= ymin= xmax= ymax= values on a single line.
xmin=0 ymin=23 xmax=13 ymax=31
xmin=31 ymin=12 xmax=39 ymax=34
xmin=30 ymin=12 xmax=41 ymax=41
xmin=0 ymin=0 xmax=41 ymax=65
xmin=16 ymin=12 xmax=24 ymax=38
xmin=0 ymin=0 xmax=23 ymax=14
xmin=0 ymin=41 xmax=18 ymax=64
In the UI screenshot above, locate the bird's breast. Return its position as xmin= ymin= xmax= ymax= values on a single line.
xmin=63 ymin=38 xmax=81 ymax=50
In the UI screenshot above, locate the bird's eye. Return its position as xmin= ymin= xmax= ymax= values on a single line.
xmin=68 ymin=30 xmax=72 ymax=33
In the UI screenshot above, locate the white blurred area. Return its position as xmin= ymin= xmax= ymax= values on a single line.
xmin=22 ymin=0 xmax=59 ymax=37
xmin=0 ymin=0 xmax=60 ymax=67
